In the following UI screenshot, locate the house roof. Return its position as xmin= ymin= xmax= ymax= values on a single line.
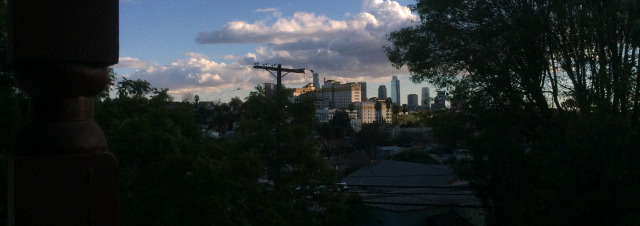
xmin=341 ymin=160 xmax=478 ymax=212
xmin=341 ymin=160 xmax=455 ymax=187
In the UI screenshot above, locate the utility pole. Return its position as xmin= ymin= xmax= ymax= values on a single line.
xmin=253 ymin=63 xmax=305 ymax=91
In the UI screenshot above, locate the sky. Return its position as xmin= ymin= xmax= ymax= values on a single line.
xmin=114 ymin=0 xmax=434 ymax=104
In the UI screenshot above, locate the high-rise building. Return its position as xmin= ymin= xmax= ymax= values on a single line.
xmin=312 ymin=71 xmax=320 ymax=90
xmin=408 ymin=94 xmax=418 ymax=110
xmin=391 ymin=76 xmax=400 ymax=104
xmin=433 ymin=90 xmax=446 ymax=110
xmin=315 ymin=81 xmax=363 ymax=109
xmin=264 ymin=83 xmax=276 ymax=99
xmin=421 ymin=87 xmax=431 ymax=109
xmin=378 ymin=85 xmax=387 ymax=99
xmin=358 ymin=82 xmax=367 ymax=101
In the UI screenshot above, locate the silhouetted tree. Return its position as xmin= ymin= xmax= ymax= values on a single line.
xmin=391 ymin=104 xmax=400 ymax=124
xmin=386 ymin=0 xmax=640 ymax=225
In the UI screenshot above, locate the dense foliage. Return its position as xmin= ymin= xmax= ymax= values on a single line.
xmin=0 ymin=1 xmax=366 ymax=224
xmin=93 ymin=79 xmax=363 ymax=225
xmin=386 ymin=0 xmax=640 ymax=225
xmin=0 ymin=1 xmax=29 ymax=223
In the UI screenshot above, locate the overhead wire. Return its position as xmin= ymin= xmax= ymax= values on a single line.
xmin=205 ymin=37 xmax=391 ymax=102
xmin=258 ymin=37 xmax=389 ymax=66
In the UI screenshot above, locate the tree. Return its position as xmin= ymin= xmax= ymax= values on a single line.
xmin=385 ymin=97 xmax=392 ymax=112
xmin=0 ymin=1 xmax=29 ymax=222
xmin=321 ymin=110 xmax=353 ymax=140
xmin=228 ymin=96 xmax=243 ymax=121
xmin=116 ymin=77 xmax=154 ymax=99
xmin=235 ymin=88 xmax=362 ymax=225
xmin=181 ymin=92 xmax=194 ymax=103
xmin=95 ymin=79 xmax=366 ymax=225
xmin=374 ymin=101 xmax=382 ymax=123
xmin=211 ymin=102 xmax=232 ymax=135
xmin=401 ymin=104 xmax=408 ymax=115
xmin=386 ymin=1 xmax=640 ymax=225
xmin=96 ymin=68 xmax=117 ymax=100
xmin=391 ymin=104 xmax=400 ymax=124
xmin=348 ymin=103 xmax=355 ymax=118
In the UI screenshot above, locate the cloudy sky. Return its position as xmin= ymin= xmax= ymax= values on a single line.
xmin=114 ymin=0 xmax=432 ymax=104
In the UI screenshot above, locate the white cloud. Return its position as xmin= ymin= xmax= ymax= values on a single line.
xmin=120 ymin=0 xmax=140 ymax=4
xmin=129 ymin=0 xmax=417 ymax=101
xmin=195 ymin=0 xmax=415 ymax=80
xmin=126 ymin=53 xmax=270 ymax=96
xmin=197 ymin=0 xmax=414 ymax=44
xmin=113 ymin=57 xmax=150 ymax=69
xmin=184 ymin=52 xmax=210 ymax=59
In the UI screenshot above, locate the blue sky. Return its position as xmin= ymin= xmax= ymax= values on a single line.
xmin=115 ymin=0 xmax=432 ymax=104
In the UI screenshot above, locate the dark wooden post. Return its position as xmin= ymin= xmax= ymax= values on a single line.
xmin=7 ymin=0 xmax=120 ymax=225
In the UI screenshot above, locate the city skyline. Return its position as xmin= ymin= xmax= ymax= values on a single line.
xmin=112 ymin=0 xmax=432 ymax=104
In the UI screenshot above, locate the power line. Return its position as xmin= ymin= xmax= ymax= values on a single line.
xmin=344 ymin=191 xmax=479 ymax=196
xmin=296 ymin=196 xmax=500 ymax=209
xmin=258 ymin=38 xmax=389 ymax=66
xmin=205 ymin=38 xmax=390 ymax=102
xmin=345 ymin=174 xmax=453 ymax=177
xmin=253 ymin=64 xmax=305 ymax=91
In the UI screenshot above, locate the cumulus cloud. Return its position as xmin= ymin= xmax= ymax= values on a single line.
xmin=197 ymin=0 xmax=414 ymax=45
xmin=195 ymin=0 xmax=415 ymax=80
xmin=126 ymin=53 xmax=269 ymax=95
xmin=113 ymin=57 xmax=151 ymax=69
xmin=129 ymin=0 xmax=416 ymax=100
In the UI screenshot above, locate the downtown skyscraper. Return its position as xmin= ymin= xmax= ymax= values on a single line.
xmin=421 ymin=87 xmax=431 ymax=109
xmin=391 ymin=76 xmax=400 ymax=104
xmin=378 ymin=85 xmax=387 ymax=99
xmin=312 ymin=71 xmax=320 ymax=90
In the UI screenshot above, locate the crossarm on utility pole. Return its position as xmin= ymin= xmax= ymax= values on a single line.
xmin=253 ymin=64 xmax=305 ymax=91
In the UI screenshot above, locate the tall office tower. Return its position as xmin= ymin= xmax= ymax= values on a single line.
xmin=378 ymin=85 xmax=387 ymax=99
xmin=421 ymin=87 xmax=431 ymax=109
xmin=408 ymin=94 xmax=418 ymax=110
xmin=391 ymin=76 xmax=400 ymax=104
xmin=358 ymin=82 xmax=367 ymax=101
xmin=433 ymin=90 xmax=447 ymax=110
xmin=312 ymin=71 xmax=320 ymax=90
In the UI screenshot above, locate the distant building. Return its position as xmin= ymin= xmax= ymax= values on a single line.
xmin=314 ymin=80 xmax=363 ymax=109
xmin=421 ymin=87 xmax=431 ymax=110
xmin=264 ymin=83 xmax=276 ymax=99
xmin=378 ymin=85 xmax=387 ymax=99
xmin=358 ymin=82 xmax=367 ymax=102
xmin=356 ymin=100 xmax=392 ymax=124
xmin=312 ymin=71 xmax=320 ymax=91
xmin=408 ymin=94 xmax=418 ymax=110
xmin=391 ymin=76 xmax=400 ymax=104
xmin=433 ymin=90 xmax=446 ymax=110
xmin=289 ymin=83 xmax=315 ymax=102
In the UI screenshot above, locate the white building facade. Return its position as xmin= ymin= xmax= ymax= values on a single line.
xmin=314 ymin=80 xmax=364 ymax=109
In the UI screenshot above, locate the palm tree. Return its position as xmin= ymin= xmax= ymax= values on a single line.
xmin=392 ymin=104 xmax=400 ymax=125
xmin=385 ymin=98 xmax=392 ymax=123
xmin=401 ymin=104 xmax=409 ymax=124
xmin=374 ymin=101 xmax=382 ymax=123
